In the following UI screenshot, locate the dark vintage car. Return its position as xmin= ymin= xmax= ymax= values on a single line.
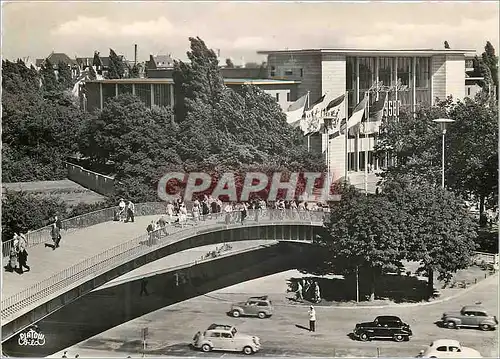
xmin=230 ymin=296 xmax=274 ymax=319
xmin=352 ymin=315 xmax=413 ymax=342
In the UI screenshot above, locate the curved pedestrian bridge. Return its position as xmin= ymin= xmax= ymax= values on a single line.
xmin=1 ymin=208 xmax=327 ymax=342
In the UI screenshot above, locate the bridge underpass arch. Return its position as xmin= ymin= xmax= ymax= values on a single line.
xmin=2 ymin=216 xmax=327 ymax=344
xmin=2 ymin=241 xmax=319 ymax=357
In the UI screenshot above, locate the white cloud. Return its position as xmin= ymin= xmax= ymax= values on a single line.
xmin=52 ymin=16 xmax=182 ymax=38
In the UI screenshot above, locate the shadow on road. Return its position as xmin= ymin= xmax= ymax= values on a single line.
xmin=295 ymin=324 xmax=310 ymax=331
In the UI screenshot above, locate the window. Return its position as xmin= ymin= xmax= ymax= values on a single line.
xmin=346 ymin=57 xmax=357 ymax=110
xmin=449 ymin=347 xmax=461 ymax=352
xmin=284 ymin=69 xmax=293 ymax=76
xmin=153 ymin=84 xmax=170 ymax=107
xmin=397 ymin=57 xmax=412 ymax=87
xmin=436 ymin=346 xmax=447 ymax=352
xmin=258 ymin=302 xmax=269 ymax=307
xmin=415 ymin=58 xmax=430 ymax=88
xmin=476 ymin=312 xmax=487 ymax=317
xmin=378 ymin=58 xmax=393 ymax=86
xmin=286 ymin=92 xmax=290 ymax=102
xmin=358 ymin=57 xmax=375 ymax=91
xmin=102 ymin=84 xmax=116 ymax=105
xmin=210 ymin=332 xmax=221 ymax=338
xmin=467 ymin=87 xmax=471 ymax=96
xmin=221 ymin=333 xmax=232 ymax=339
xmin=118 ymin=84 xmax=132 ymax=95
xmin=247 ymin=301 xmax=258 ymax=306
xmin=135 ymin=84 xmax=152 ymax=107
xmin=275 ymin=93 xmax=280 ymax=102
xmin=270 ymin=66 xmax=276 ymax=76
xmin=300 ymin=68 xmax=303 ymax=77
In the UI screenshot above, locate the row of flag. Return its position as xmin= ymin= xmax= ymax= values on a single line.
xmin=285 ymin=90 xmax=388 ymax=137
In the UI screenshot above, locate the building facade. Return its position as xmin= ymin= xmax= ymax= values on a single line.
xmin=84 ymin=78 xmax=299 ymax=113
xmin=258 ymin=48 xmax=477 ymax=180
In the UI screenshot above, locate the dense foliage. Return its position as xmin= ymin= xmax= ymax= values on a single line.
xmin=376 ymin=95 xmax=498 ymax=223
xmin=2 ymin=59 xmax=85 ymax=182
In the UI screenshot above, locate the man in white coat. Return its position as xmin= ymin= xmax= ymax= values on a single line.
xmin=309 ymin=305 xmax=316 ymax=332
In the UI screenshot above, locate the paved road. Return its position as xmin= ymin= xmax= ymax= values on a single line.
xmin=54 ymin=271 xmax=499 ymax=358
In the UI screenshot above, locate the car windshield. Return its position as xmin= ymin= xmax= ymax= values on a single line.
xmin=231 ymin=328 xmax=237 ymax=336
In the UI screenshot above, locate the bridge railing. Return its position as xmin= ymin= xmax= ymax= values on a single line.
xmin=1 ymin=209 xmax=326 ymax=322
xmin=1 ymin=202 xmax=167 ymax=260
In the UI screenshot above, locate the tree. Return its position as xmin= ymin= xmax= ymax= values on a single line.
xmin=57 ymin=61 xmax=73 ymax=89
xmin=2 ymin=60 xmax=84 ymax=181
xmin=375 ymin=96 xmax=498 ymax=223
xmin=1 ymin=191 xmax=67 ymax=242
xmin=225 ymin=58 xmax=235 ymax=68
xmin=482 ymin=41 xmax=498 ymax=96
xmin=318 ymin=187 xmax=406 ymax=301
xmin=40 ymin=59 xmax=58 ymax=92
xmin=92 ymin=51 xmax=103 ymax=75
xmin=107 ymin=48 xmax=125 ymax=79
xmin=444 ymin=41 xmax=450 ymax=49
xmin=383 ymin=181 xmax=479 ymax=293
xmin=88 ymin=65 xmax=97 ymax=80
xmin=129 ymin=64 xmax=140 ymax=78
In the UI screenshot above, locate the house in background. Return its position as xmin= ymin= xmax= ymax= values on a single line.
xmin=35 ymin=52 xmax=79 ymax=78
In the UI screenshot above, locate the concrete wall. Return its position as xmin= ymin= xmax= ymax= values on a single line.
xmin=2 ymin=242 xmax=312 ymax=357
xmin=65 ymin=162 xmax=115 ymax=197
xmin=1 ymin=224 xmax=321 ymax=343
xmin=267 ymin=53 xmax=323 ymax=102
xmin=431 ymin=55 xmax=446 ymax=102
xmin=321 ymin=54 xmax=346 ymax=98
xmin=445 ymin=55 xmax=466 ymax=101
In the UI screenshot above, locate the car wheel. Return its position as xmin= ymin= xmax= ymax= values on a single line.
xmin=258 ymin=312 xmax=266 ymax=319
xmin=359 ymin=332 xmax=370 ymax=341
xmin=446 ymin=321 xmax=457 ymax=329
xmin=480 ymin=324 xmax=492 ymax=331
xmin=393 ymin=334 xmax=404 ymax=342
xmin=243 ymin=346 xmax=253 ymax=355
xmin=201 ymin=344 xmax=212 ymax=352
xmin=232 ymin=310 xmax=241 ymax=318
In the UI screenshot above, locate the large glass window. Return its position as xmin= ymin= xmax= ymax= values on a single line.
xmin=415 ymin=57 xmax=431 ymax=106
xmin=346 ymin=57 xmax=356 ymax=112
xmin=135 ymin=84 xmax=151 ymax=107
xmin=397 ymin=57 xmax=413 ymax=108
xmin=153 ymin=84 xmax=170 ymax=107
xmin=102 ymin=83 xmax=116 ymax=105
xmin=358 ymin=57 xmax=375 ymax=92
xmin=378 ymin=57 xmax=392 ymax=86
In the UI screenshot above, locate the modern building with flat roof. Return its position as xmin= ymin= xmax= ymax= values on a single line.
xmin=84 ymin=77 xmax=300 ymax=113
xmin=257 ymin=47 xmax=477 ymax=180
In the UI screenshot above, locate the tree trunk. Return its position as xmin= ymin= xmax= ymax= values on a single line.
xmin=479 ymin=194 xmax=487 ymax=227
xmin=368 ymin=269 xmax=376 ymax=301
xmin=427 ymin=267 xmax=434 ymax=297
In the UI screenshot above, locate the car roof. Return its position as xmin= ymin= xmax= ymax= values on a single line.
xmin=207 ymin=324 xmax=234 ymax=330
xmin=432 ymin=339 xmax=461 ymax=347
xmin=376 ymin=315 xmax=402 ymax=321
xmin=248 ymin=295 xmax=269 ymax=300
xmin=462 ymin=305 xmax=487 ymax=312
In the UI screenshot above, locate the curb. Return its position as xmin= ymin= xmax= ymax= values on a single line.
xmin=270 ymin=272 xmax=499 ymax=310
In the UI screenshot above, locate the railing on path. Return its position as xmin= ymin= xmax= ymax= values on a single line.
xmin=1 ymin=209 xmax=327 ymax=323
xmin=1 ymin=202 xmax=167 ymax=260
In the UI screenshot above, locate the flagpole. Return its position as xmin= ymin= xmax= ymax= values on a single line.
xmin=307 ymin=91 xmax=311 ymax=152
xmin=364 ymin=92 xmax=369 ymax=196
xmin=344 ymin=91 xmax=348 ymax=184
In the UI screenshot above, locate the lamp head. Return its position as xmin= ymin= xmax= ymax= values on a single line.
xmin=432 ymin=118 xmax=454 ymax=134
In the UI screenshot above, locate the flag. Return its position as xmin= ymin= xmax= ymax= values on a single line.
xmin=286 ymin=93 xmax=308 ymax=125
xmin=302 ymin=94 xmax=326 ymax=134
xmin=341 ymin=96 xmax=368 ymax=136
xmin=360 ymin=92 xmax=387 ymax=135
xmin=322 ymin=94 xmax=347 ymax=139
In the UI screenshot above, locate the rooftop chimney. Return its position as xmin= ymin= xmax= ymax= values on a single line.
xmin=134 ymin=44 xmax=138 ymax=65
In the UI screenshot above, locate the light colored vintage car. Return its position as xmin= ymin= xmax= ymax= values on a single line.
xmin=441 ymin=305 xmax=498 ymax=331
xmin=192 ymin=324 xmax=261 ymax=355
xmin=230 ymin=295 xmax=274 ymax=319
xmin=417 ymin=339 xmax=482 ymax=358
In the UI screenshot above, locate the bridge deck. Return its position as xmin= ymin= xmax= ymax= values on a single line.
xmin=2 ymin=215 xmax=161 ymax=299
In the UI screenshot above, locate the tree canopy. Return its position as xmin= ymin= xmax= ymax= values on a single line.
xmin=107 ymin=48 xmax=125 ymax=79
xmin=2 ymin=59 xmax=85 ymax=182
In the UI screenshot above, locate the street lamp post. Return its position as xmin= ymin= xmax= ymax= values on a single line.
xmin=324 ymin=116 xmax=334 ymax=201
xmin=432 ymin=118 xmax=455 ymax=189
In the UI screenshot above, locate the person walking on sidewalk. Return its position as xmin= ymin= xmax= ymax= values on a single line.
xmin=309 ymin=305 xmax=316 ymax=332
xmin=51 ymin=222 xmax=61 ymax=249
xmin=125 ymin=200 xmax=135 ymax=223
xmin=17 ymin=233 xmax=30 ymax=273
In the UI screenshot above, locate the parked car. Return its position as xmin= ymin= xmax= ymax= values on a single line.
xmin=352 ymin=315 xmax=412 ymax=342
xmin=416 ymin=339 xmax=482 ymax=358
xmin=441 ymin=305 xmax=498 ymax=331
xmin=192 ymin=324 xmax=261 ymax=355
xmin=230 ymin=295 xmax=274 ymax=319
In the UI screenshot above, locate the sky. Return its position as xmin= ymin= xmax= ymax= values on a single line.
xmin=2 ymin=1 xmax=499 ymax=65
